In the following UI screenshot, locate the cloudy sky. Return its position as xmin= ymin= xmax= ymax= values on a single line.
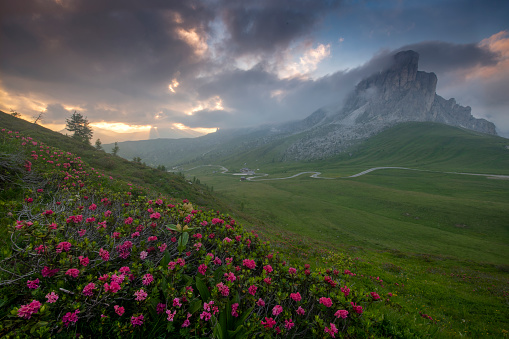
xmin=1 ymin=0 xmax=509 ymax=142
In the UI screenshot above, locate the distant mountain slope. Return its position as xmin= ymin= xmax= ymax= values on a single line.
xmin=105 ymin=50 xmax=499 ymax=166
xmin=326 ymin=122 xmax=509 ymax=175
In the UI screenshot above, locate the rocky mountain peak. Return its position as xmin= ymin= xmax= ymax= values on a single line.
xmin=282 ymin=50 xmax=497 ymax=160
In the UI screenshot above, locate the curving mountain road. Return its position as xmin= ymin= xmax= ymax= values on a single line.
xmin=172 ymin=164 xmax=509 ymax=181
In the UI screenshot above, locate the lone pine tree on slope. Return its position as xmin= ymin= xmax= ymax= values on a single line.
xmin=66 ymin=111 xmax=93 ymax=145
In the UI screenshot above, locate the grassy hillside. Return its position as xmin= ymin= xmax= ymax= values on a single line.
xmin=0 ymin=111 xmax=220 ymax=208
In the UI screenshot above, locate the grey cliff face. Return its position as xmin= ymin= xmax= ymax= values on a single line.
xmin=282 ymin=50 xmax=497 ymax=160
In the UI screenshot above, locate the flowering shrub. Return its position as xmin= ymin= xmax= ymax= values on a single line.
xmin=0 ymin=128 xmax=391 ymax=337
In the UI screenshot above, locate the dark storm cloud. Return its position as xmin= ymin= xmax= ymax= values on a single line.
xmin=218 ymin=0 xmax=341 ymax=56
xmin=396 ymin=41 xmax=501 ymax=74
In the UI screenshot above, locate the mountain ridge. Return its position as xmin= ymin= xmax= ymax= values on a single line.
xmin=105 ymin=50 xmax=499 ymax=165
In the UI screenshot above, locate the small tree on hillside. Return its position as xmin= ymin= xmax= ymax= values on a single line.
xmin=111 ymin=142 xmax=120 ymax=156
xmin=66 ymin=111 xmax=93 ymax=145
xmin=95 ymin=138 xmax=102 ymax=150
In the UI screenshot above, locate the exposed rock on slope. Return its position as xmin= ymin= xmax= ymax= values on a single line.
xmin=283 ymin=50 xmax=496 ymax=160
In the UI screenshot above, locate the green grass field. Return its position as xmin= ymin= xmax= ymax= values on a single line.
xmin=180 ymin=145 xmax=509 ymax=337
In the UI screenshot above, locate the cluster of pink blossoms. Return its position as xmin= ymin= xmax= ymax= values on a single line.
xmin=142 ymin=273 xmax=154 ymax=286
xmin=62 ymin=309 xmax=80 ymax=327
xmin=82 ymin=283 xmax=96 ymax=296
xmin=335 ymin=309 xmax=349 ymax=319
xmin=324 ymin=323 xmax=339 ymax=338
xmin=242 ymin=259 xmax=255 ymax=269
xmin=216 ymin=282 xmax=230 ymax=296
xmin=45 ymin=292 xmax=59 ymax=303
xmin=131 ymin=314 xmax=144 ymax=327
xmin=17 ymin=300 xmax=41 ymax=319
xmin=134 ymin=289 xmax=148 ymax=301
xmin=319 ymin=297 xmax=333 ymax=308
xmin=27 ymin=278 xmax=39 ymax=289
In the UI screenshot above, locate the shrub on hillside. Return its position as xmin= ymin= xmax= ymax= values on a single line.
xmin=0 ymin=128 xmax=389 ymax=338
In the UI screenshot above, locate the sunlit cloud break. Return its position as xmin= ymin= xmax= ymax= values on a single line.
xmin=90 ymin=122 xmax=152 ymax=133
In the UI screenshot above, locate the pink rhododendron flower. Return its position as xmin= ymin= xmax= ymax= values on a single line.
xmin=216 ymin=282 xmax=230 ymax=297
xmin=370 ymin=292 xmax=381 ymax=300
xmin=176 ymin=258 xmax=185 ymax=266
xmin=124 ymin=217 xmax=133 ymax=224
xmin=272 ymin=305 xmax=283 ymax=316
xmin=148 ymin=236 xmax=157 ymax=241
xmin=142 ymin=273 xmax=154 ymax=286
xmin=256 ymin=298 xmax=266 ymax=307
xmin=296 ymin=306 xmax=306 ymax=315
xmin=99 ymin=274 xmax=109 ymax=282
xmin=290 ymin=292 xmax=302 ymax=302
xmin=150 ymin=212 xmax=161 ymax=219
xmin=104 ymin=282 xmax=121 ymax=293
xmin=65 ymin=268 xmax=80 ymax=278
xmin=230 ymin=302 xmax=240 ymax=317
xmin=213 ymin=257 xmax=222 ymax=265
xmin=335 ymin=309 xmax=349 ymax=319
xmin=17 ymin=300 xmax=42 ymax=319
xmin=285 ymin=318 xmax=295 ymax=330
xmin=45 ymin=292 xmax=59 ymax=303
xmin=248 ymin=285 xmax=258 ymax=296
xmin=99 ymin=248 xmax=110 ymax=261
xmin=119 ymin=266 xmax=130 ymax=274
xmin=166 ymin=309 xmax=176 ymax=321
xmin=263 ymin=265 xmax=273 ymax=273
xmin=242 ymin=259 xmax=256 ymax=269
xmin=173 ymin=298 xmax=182 ymax=308
xmin=168 ymin=261 xmax=176 ymax=270
xmin=341 ymin=286 xmax=350 ymax=297
xmin=56 ymin=241 xmax=72 ymax=253
xmin=41 ymin=266 xmax=59 ymax=277
xmin=351 ymin=302 xmax=363 ymax=314
xmin=140 ymin=251 xmax=148 ymax=260
xmin=104 ymin=210 xmax=112 ymax=217
xmin=62 ymin=309 xmax=80 ymax=327
xmin=200 ymin=311 xmax=212 ymax=321
xmin=27 ymin=278 xmax=39 ymax=289
xmin=114 ymin=305 xmax=125 ymax=316
xmin=88 ymin=203 xmax=97 ymax=211
xmin=223 ymin=237 xmax=231 ymax=243
xmin=198 ymin=264 xmax=208 ymax=275
xmin=78 ymin=256 xmax=89 ymax=266
xmin=131 ymin=314 xmax=144 ymax=327
xmin=324 ymin=323 xmax=338 ymax=338
xmin=288 ymin=267 xmax=297 ymax=275
xmin=261 ymin=317 xmax=276 ymax=329
xmin=319 ymin=297 xmax=333 ymax=308
xmin=159 ymin=243 xmax=167 ymax=252
xmin=134 ymin=289 xmax=148 ymax=301
xmin=82 ymin=283 xmax=96 ymax=296
xmin=78 ymin=229 xmax=86 ymax=237
xmin=224 ymin=272 xmax=236 ymax=281
xmin=131 ymin=231 xmax=140 ymax=238
xmin=264 ymin=277 xmax=272 ymax=285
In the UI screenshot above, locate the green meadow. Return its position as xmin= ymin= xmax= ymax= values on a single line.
xmin=178 ymin=124 xmax=509 ymax=337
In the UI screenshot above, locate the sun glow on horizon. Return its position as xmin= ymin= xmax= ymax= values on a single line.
xmin=172 ymin=122 xmax=217 ymax=135
xmin=90 ymin=122 xmax=152 ymax=133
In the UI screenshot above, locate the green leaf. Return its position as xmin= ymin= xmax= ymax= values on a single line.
xmin=213 ymin=321 xmax=224 ymax=339
xmin=228 ymin=325 xmax=246 ymax=339
xmin=212 ymin=266 xmax=226 ymax=284
xmin=188 ymin=299 xmax=202 ymax=314
xmin=166 ymin=224 xmax=178 ymax=231
xmin=234 ymin=307 xmax=254 ymax=329
xmin=195 ymin=275 xmax=211 ymax=302
xmin=161 ymin=250 xmax=171 ymax=268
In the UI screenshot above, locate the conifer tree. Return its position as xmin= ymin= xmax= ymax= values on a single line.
xmin=66 ymin=111 xmax=93 ymax=145
xmin=94 ymin=138 xmax=102 ymax=150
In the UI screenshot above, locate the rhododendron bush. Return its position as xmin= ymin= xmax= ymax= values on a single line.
xmin=0 ymin=129 xmax=390 ymax=338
